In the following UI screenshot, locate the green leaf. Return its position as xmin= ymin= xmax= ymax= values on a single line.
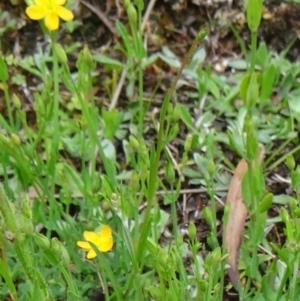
xmin=196 ymin=27 xmax=209 ymax=42
xmin=116 ymin=21 xmax=132 ymax=57
xmin=288 ymin=92 xmax=300 ymax=114
xmin=259 ymin=193 xmax=273 ymax=213
xmin=273 ymin=195 xmax=295 ymax=205
xmin=174 ymin=104 xmax=194 ymax=129
xmin=207 ymin=77 xmax=220 ymax=99
xmin=93 ymin=54 xmax=123 ymax=70
xmin=0 ymin=56 xmax=8 ymax=82
xmin=240 ymin=73 xmax=251 ymax=105
xmin=279 ymin=72 xmax=293 ymax=99
xmin=228 ymin=132 xmax=245 ymax=157
xmin=0 ymin=257 xmax=17 ymax=300
xmin=227 ymin=59 xmax=248 ymax=70
xmin=260 ymin=65 xmax=277 ymax=105
xmin=101 ymin=138 xmax=116 ymax=161
xmin=166 ymin=123 xmax=179 ymax=142
xmin=246 ymin=72 xmax=259 ymax=110
xmin=193 ymin=153 xmax=209 ymax=179
xmin=158 ymin=47 xmax=181 ymax=69
xmin=280 ymin=207 xmax=293 ymax=242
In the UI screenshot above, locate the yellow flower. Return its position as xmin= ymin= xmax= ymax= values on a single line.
xmin=77 ymin=225 xmax=113 ymax=259
xmin=26 ymin=0 xmax=74 ymax=31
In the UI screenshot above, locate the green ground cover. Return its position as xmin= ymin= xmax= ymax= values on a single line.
xmin=1 ymin=0 xmax=300 ymax=300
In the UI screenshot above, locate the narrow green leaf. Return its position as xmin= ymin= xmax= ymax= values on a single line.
xmin=260 ymin=193 xmax=273 ymax=213
xmin=246 ymin=72 xmax=259 ymax=109
xmin=0 ymin=257 xmax=18 ymax=301
xmin=260 ymin=64 xmax=277 ymax=105
xmin=240 ymin=73 xmax=251 ymax=105
xmin=0 ymin=56 xmax=8 ymax=82
xmin=93 ymin=54 xmax=123 ymax=68
xmin=116 ymin=21 xmax=132 ymax=57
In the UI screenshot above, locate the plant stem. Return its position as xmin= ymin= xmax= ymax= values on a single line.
xmin=3 ymin=81 xmax=14 ymax=129
xmin=249 ymin=31 xmax=257 ymax=72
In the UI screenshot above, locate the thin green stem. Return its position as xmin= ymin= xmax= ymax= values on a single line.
xmin=290 ymin=259 xmax=299 ymax=300
xmin=170 ymin=185 xmax=178 ymax=240
xmin=264 ymin=137 xmax=293 ymax=167
xmin=208 ymin=180 xmax=217 ymax=241
xmin=265 ymin=143 xmax=300 ymax=176
xmin=137 ymin=5 xmax=144 ymax=139
xmin=47 ymin=33 xmax=60 ymax=195
xmin=3 ymin=82 xmax=14 ymax=129
xmin=249 ymin=31 xmax=257 ymax=72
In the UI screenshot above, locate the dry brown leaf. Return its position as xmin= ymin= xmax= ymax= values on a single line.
xmin=223 ymin=145 xmax=265 ymax=290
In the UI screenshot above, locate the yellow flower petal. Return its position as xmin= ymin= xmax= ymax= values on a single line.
xmin=45 ymin=12 xmax=59 ymax=30
xmin=97 ymin=236 xmax=113 ymax=252
xmin=83 ymin=231 xmax=99 ymax=243
xmin=56 ymin=6 xmax=74 ymax=21
xmin=34 ymin=0 xmax=46 ymax=6
xmin=87 ymin=249 xmax=97 ymax=259
xmin=26 ymin=6 xmax=46 ymax=20
xmin=78 ymin=226 xmax=114 ymax=259
xmin=96 ymin=225 xmax=113 ymax=252
xmin=76 ymin=241 xmax=91 ymax=250
xmin=98 ymin=225 xmax=112 ymax=237
xmin=55 ymin=0 xmax=67 ymax=5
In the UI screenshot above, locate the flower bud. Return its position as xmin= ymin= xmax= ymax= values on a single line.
xmin=127 ymin=4 xmax=137 ymax=27
xmin=12 ymin=94 xmax=21 ymax=110
xmin=188 ymin=222 xmax=197 ymax=240
xmin=165 ymin=163 xmax=175 ymax=185
xmin=44 ymin=74 xmax=53 ymax=91
xmin=136 ymin=0 xmax=144 ymax=10
xmin=50 ymin=237 xmax=60 ymax=253
xmin=51 ymin=238 xmax=70 ymax=267
xmin=82 ymin=45 xmax=95 ymax=71
xmin=10 ymin=134 xmax=21 ymax=146
xmin=184 ymin=134 xmax=193 ymax=153
xmin=286 ymin=155 xmax=295 ymax=171
xmin=202 ymin=207 xmax=213 ymax=227
xmin=207 ymin=160 xmax=216 ymax=176
xmin=21 ymin=198 xmax=32 ymax=220
xmin=59 ymin=244 xmax=71 ymax=267
xmin=111 ymin=193 xmax=120 ymax=208
xmin=101 ymin=200 xmax=111 ymax=212
xmin=33 ymin=233 xmax=51 ymax=250
xmin=53 ymin=43 xmax=68 ymax=64
xmin=280 ymin=207 xmax=293 ymax=242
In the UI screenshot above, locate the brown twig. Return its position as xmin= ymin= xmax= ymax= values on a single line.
xmin=80 ymin=0 xmax=117 ymax=35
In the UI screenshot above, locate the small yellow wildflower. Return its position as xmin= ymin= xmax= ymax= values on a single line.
xmin=77 ymin=225 xmax=113 ymax=259
xmin=26 ymin=0 xmax=74 ymax=31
